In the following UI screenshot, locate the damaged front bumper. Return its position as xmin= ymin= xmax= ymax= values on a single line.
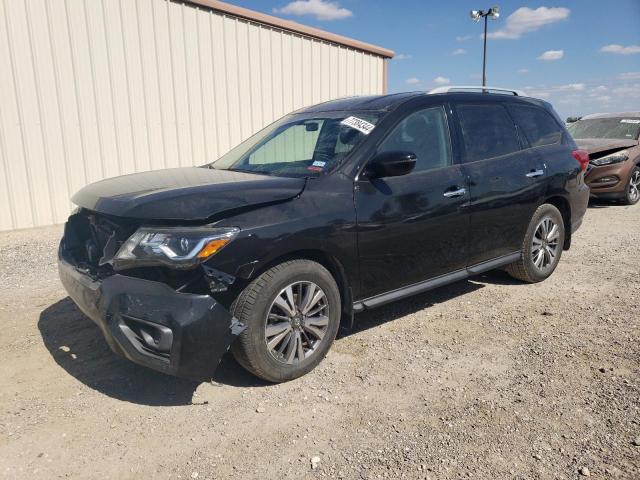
xmin=58 ymin=244 xmax=245 ymax=380
xmin=585 ymin=161 xmax=634 ymax=198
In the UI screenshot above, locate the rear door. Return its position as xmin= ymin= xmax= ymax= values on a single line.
xmin=453 ymin=101 xmax=546 ymax=265
xmin=355 ymin=103 xmax=470 ymax=299
xmin=506 ymin=102 xmax=568 ymax=176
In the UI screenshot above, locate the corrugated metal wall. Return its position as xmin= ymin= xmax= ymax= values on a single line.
xmin=0 ymin=0 xmax=386 ymax=231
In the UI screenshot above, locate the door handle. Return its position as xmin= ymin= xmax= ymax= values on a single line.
xmin=526 ymin=169 xmax=544 ymax=178
xmin=443 ymin=187 xmax=466 ymax=198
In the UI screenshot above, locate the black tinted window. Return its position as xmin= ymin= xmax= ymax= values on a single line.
xmin=509 ymin=105 xmax=562 ymax=146
xmin=457 ymin=104 xmax=520 ymax=162
xmin=378 ymin=106 xmax=451 ymax=172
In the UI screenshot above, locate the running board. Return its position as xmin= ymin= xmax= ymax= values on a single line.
xmin=352 ymin=252 xmax=521 ymax=312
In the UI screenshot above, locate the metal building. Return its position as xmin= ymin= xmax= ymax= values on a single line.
xmin=0 ymin=0 xmax=393 ymax=231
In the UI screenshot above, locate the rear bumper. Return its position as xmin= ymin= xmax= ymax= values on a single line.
xmin=58 ymin=245 xmax=244 ymax=380
xmin=570 ymin=182 xmax=590 ymax=234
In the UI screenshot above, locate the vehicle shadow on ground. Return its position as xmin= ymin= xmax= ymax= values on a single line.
xmin=38 ymin=298 xmax=269 ymax=405
xmin=339 ymin=276 xmax=490 ymax=338
xmin=588 ymin=198 xmax=617 ymax=209
xmin=38 ymin=272 xmax=511 ymax=405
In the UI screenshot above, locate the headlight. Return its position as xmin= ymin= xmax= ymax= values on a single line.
xmin=590 ymin=150 xmax=628 ymax=166
xmin=113 ymin=227 xmax=239 ymax=269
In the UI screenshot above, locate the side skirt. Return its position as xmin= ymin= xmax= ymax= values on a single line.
xmin=352 ymin=252 xmax=521 ymax=312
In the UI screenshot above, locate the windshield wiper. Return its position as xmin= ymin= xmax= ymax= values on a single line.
xmin=227 ymin=167 xmax=278 ymax=177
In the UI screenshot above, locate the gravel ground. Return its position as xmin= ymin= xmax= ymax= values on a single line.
xmin=0 ymin=202 xmax=639 ymax=480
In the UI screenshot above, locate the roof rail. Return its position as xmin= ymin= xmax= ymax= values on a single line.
xmin=428 ymin=86 xmax=527 ymax=96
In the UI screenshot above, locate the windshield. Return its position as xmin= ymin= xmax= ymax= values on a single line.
xmin=568 ymin=117 xmax=640 ymax=140
xmin=210 ymin=111 xmax=381 ymax=177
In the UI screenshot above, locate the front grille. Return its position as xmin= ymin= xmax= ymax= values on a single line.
xmin=62 ymin=209 xmax=139 ymax=275
xmin=62 ymin=209 xmax=213 ymax=294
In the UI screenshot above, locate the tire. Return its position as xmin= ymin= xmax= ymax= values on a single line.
xmin=506 ymin=204 xmax=565 ymax=283
xmin=622 ymin=166 xmax=640 ymax=205
xmin=230 ymin=259 xmax=341 ymax=383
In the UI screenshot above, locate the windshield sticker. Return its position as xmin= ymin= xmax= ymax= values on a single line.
xmin=312 ymin=160 xmax=326 ymax=167
xmin=341 ymin=116 xmax=375 ymax=135
xmin=620 ymin=119 xmax=640 ymax=124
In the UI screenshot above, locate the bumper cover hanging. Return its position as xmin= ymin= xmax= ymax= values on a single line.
xmin=58 ymin=248 xmax=245 ymax=380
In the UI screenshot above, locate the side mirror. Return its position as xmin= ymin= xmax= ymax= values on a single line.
xmin=365 ymin=151 xmax=417 ymax=178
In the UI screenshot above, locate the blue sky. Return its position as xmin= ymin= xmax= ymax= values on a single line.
xmin=229 ymin=0 xmax=640 ymax=119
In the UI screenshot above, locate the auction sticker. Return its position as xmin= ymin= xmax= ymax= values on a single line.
xmin=620 ymin=119 xmax=640 ymax=124
xmin=340 ymin=116 xmax=375 ymax=135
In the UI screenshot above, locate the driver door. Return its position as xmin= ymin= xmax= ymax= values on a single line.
xmin=355 ymin=105 xmax=470 ymax=299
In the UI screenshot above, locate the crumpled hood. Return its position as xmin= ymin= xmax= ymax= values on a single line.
xmin=575 ymin=138 xmax=638 ymax=155
xmin=72 ymin=167 xmax=306 ymax=221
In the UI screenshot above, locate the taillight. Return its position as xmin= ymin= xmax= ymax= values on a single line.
xmin=572 ymin=149 xmax=589 ymax=171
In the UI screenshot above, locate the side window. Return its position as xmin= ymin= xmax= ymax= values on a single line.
xmin=378 ymin=106 xmax=452 ymax=172
xmin=249 ymin=122 xmax=323 ymax=164
xmin=456 ymin=104 xmax=521 ymax=162
xmin=508 ymin=104 xmax=563 ymax=147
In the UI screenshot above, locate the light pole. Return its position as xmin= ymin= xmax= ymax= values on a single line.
xmin=470 ymin=6 xmax=500 ymax=87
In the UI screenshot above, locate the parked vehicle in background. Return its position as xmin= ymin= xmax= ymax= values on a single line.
xmin=58 ymin=87 xmax=589 ymax=383
xmin=567 ymin=112 xmax=640 ymax=204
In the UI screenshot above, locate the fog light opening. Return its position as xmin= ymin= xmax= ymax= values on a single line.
xmin=120 ymin=315 xmax=174 ymax=358
xmin=593 ymin=175 xmax=619 ymax=184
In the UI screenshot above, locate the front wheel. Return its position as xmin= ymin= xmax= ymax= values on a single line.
xmin=506 ymin=204 xmax=565 ymax=283
xmin=622 ymin=166 xmax=640 ymax=205
xmin=230 ymin=259 xmax=341 ymax=383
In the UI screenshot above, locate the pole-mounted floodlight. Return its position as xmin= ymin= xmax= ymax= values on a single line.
xmin=469 ymin=6 xmax=500 ymax=87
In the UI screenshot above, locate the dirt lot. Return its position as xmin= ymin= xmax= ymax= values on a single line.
xmin=1 ymin=201 xmax=639 ymax=480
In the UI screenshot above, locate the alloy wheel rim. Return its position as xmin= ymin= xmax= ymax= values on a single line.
xmin=264 ymin=281 xmax=329 ymax=364
xmin=629 ymin=170 xmax=640 ymax=202
xmin=531 ymin=216 xmax=560 ymax=270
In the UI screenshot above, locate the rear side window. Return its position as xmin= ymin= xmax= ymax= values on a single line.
xmin=378 ymin=106 xmax=452 ymax=172
xmin=456 ymin=104 xmax=521 ymax=162
xmin=509 ymin=105 xmax=563 ymax=147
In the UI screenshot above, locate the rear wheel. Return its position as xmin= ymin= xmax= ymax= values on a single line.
xmin=230 ymin=259 xmax=341 ymax=383
xmin=506 ymin=204 xmax=565 ymax=283
xmin=622 ymin=166 xmax=640 ymax=205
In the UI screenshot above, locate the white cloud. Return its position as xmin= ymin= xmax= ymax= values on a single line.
xmin=452 ymin=48 xmax=466 ymax=55
xmin=612 ymin=84 xmax=640 ymax=97
xmin=556 ymin=83 xmax=585 ymax=91
xmin=600 ymin=44 xmax=640 ymax=55
xmin=394 ymin=53 xmax=412 ymax=61
xmin=456 ymin=35 xmax=472 ymax=42
xmin=522 ymin=80 xmax=639 ymax=118
xmin=273 ymin=0 xmax=352 ymax=21
xmin=517 ymin=68 xmax=529 ymax=74
xmin=619 ymin=72 xmax=640 ymax=80
xmin=433 ymin=76 xmax=450 ymax=85
xmin=526 ymin=89 xmax=551 ymax=99
xmin=537 ymin=50 xmax=564 ymax=61
xmin=406 ymin=77 xmax=420 ymax=85
xmin=487 ymin=7 xmax=570 ymax=40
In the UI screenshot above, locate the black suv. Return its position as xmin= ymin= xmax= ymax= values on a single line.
xmin=58 ymin=89 xmax=589 ymax=382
